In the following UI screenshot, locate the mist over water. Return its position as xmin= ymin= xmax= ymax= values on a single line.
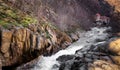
xmin=32 ymin=26 xmax=111 ymax=70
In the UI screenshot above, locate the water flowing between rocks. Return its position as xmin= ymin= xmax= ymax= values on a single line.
xmin=30 ymin=26 xmax=112 ymax=70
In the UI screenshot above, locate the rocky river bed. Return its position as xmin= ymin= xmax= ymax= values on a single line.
xmin=16 ymin=25 xmax=120 ymax=70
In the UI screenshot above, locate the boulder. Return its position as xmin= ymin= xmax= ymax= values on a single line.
xmin=109 ymin=39 xmax=120 ymax=55
xmin=57 ymin=55 xmax=75 ymax=62
xmin=89 ymin=60 xmax=120 ymax=70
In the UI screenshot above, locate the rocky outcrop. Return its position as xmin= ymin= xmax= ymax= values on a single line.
xmin=16 ymin=37 xmax=120 ymax=70
xmin=109 ymin=39 xmax=120 ymax=65
xmin=0 ymin=0 xmax=74 ymax=69
xmin=0 ymin=23 xmax=72 ymax=68
xmin=104 ymin=0 xmax=120 ymax=32
xmin=88 ymin=38 xmax=120 ymax=70
xmin=89 ymin=60 xmax=120 ymax=70
xmin=1 ymin=0 xmax=120 ymax=70
xmin=109 ymin=38 xmax=120 ymax=55
xmin=50 ymin=38 xmax=120 ymax=70
xmin=105 ymin=0 xmax=120 ymax=13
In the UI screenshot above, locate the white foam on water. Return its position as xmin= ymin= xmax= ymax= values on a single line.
xmin=32 ymin=27 xmax=111 ymax=70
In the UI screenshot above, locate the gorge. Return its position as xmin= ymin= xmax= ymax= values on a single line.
xmin=0 ymin=0 xmax=120 ymax=70
xmin=17 ymin=26 xmax=113 ymax=70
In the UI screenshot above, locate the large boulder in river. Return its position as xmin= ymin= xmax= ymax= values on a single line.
xmin=108 ymin=39 xmax=120 ymax=66
xmin=109 ymin=38 xmax=120 ymax=55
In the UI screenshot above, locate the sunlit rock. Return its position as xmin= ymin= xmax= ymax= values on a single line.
xmin=1 ymin=30 xmax=13 ymax=54
xmin=0 ymin=23 xmax=72 ymax=68
xmin=109 ymin=39 xmax=120 ymax=55
xmin=89 ymin=60 xmax=120 ymax=70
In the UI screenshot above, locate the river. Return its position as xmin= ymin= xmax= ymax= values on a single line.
xmin=31 ymin=26 xmax=111 ymax=70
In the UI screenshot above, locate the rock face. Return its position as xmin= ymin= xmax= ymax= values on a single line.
xmin=1 ymin=0 xmax=120 ymax=69
xmin=105 ymin=0 xmax=120 ymax=32
xmin=6 ymin=0 xmax=113 ymax=31
xmin=105 ymin=0 xmax=120 ymax=12
xmin=0 ymin=23 xmax=72 ymax=68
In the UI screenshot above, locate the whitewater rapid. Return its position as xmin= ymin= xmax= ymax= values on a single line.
xmin=32 ymin=27 xmax=111 ymax=70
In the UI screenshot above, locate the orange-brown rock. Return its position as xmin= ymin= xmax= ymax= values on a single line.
xmin=111 ymin=56 xmax=120 ymax=65
xmin=1 ymin=30 xmax=13 ymax=54
xmin=89 ymin=60 xmax=120 ymax=70
xmin=109 ymin=39 xmax=120 ymax=55
xmin=105 ymin=0 xmax=120 ymax=12
xmin=0 ymin=23 xmax=72 ymax=68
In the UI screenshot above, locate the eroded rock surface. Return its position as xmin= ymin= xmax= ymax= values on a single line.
xmin=0 ymin=23 xmax=72 ymax=68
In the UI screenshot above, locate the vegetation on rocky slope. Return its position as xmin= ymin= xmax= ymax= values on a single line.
xmin=0 ymin=0 xmax=37 ymax=28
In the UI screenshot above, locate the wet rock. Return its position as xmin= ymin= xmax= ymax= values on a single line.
xmin=57 ymin=41 xmax=116 ymax=70
xmin=59 ymin=60 xmax=74 ymax=70
xmin=57 ymin=55 xmax=75 ymax=62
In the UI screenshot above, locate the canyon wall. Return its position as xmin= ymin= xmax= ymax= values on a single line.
xmin=0 ymin=0 xmax=120 ymax=69
xmin=0 ymin=0 xmax=73 ymax=69
xmin=7 ymin=0 xmax=113 ymax=31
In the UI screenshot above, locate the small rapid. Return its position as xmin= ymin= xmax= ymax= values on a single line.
xmin=32 ymin=26 xmax=111 ymax=70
